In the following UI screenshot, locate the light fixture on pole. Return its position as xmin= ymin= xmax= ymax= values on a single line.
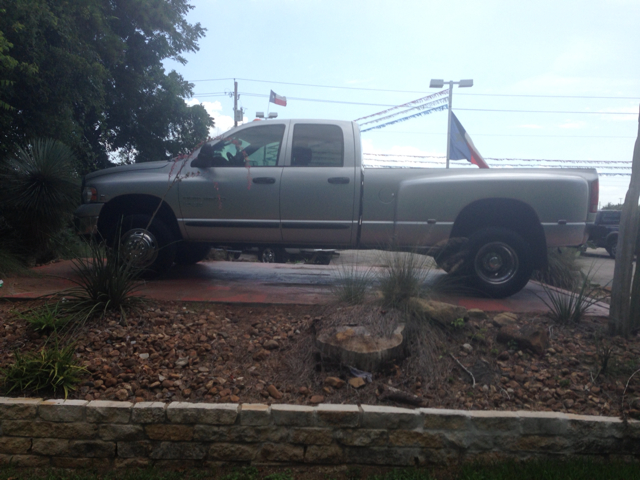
xmin=430 ymin=79 xmax=473 ymax=168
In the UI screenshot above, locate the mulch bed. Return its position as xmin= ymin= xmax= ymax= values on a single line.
xmin=1 ymin=297 xmax=640 ymax=419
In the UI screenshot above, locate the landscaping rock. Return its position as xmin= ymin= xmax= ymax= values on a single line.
xmin=497 ymin=325 xmax=549 ymax=355
xmin=348 ymin=377 xmax=366 ymax=389
xmin=324 ymin=377 xmax=346 ymax=389
xmin=407 ymin=298 xmax=468 ymax=327
xmin=492 ymin=312 xmax=519 ymax=328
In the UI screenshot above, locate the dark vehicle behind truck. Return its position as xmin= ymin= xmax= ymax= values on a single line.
xmin=587 ymin=210 xmax=620 ymax=258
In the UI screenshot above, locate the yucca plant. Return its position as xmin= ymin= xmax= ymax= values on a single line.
xmin=0 ymin=138 xmax=79 ymax=260
xmin=61 ymin=240 xmax=144 ymax=326
xmin=1 ymin=342 xmax=86 ymax=398
xmin=538 ymin=267 xmax=605 ymax=324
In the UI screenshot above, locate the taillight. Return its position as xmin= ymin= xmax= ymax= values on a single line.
xmin=82 ymin=186 xmax=98 ymax=203
xmin=589 ymin=179 xmax=599 ymax=213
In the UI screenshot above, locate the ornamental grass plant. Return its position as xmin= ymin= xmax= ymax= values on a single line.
xmin=331 ymin=255 xmax=375 ymax=305
xmin=377 ymin=250 xmax=435 ymax=307
xmin=1 ymin=340 xmax=85 ymax=398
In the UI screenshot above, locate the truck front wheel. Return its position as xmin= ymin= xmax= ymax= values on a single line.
xmin=120 ymin=214 xmax=176 ymax=276
xmin=465 ymin=227 xmax=533 ymax=298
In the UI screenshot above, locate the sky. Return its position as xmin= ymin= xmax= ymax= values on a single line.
xmin=164 ymin=0 xmax=640 ymax=207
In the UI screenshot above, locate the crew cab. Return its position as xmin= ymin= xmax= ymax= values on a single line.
xmin=75 ymin=119 xmax=599 ymax=298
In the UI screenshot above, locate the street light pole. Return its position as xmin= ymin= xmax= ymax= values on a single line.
xmin=430 ymin=79 xmax=474 ymax=168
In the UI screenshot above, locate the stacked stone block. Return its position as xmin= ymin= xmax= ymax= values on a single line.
xmin=0 ymin=396 xmax=638 ymax=468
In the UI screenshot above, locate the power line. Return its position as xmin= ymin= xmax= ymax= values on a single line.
xmin=456 ymin=108 xmax=632 ymax=115
xmin=363 ymin=153 xmax=632 ymax=164
xmin=189 ymin=77 xmax=640 ymax=100
xmin=362 ymin=131 xmax=635 ymax=139
xmin=238 ymin=92 xmax=397 ymax=107
xmin=206 ymin=91 xmax=634 ymax=114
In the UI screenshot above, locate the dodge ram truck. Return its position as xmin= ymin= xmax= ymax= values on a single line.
xmin=74 ymin=119 xmax=599 ymax=298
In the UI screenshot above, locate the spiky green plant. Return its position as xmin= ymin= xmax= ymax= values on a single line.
xmin=61 ymin=240 xmax=144 ymax=326
xmin=538 ymin=267 xmax=605 ymax=324
xmin=0 ymin=138 xmax=79 ymax=258
xmin=1 ymin=342 xmax=86 ymax=398
xmin=18 ymin=302 xmax=73 ymax=334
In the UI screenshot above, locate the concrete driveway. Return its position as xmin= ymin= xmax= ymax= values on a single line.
xmin=0 ymin=250 xmax=610 ymax=316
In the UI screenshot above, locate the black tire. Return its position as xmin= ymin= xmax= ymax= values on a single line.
xmin=174 ymin=242 xmax=211 ymax=265
xmin=119 ymin=214 xmax=176 ymax=276
xmin=465 ymin=227 xmax=533 ymax=298
xmin=606 ymin=236 xmax=618 ymax=259
xmin=259 ymin=247 xmax=286 ymax=263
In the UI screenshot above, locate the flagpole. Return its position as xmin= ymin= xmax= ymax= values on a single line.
xmin=430 ymin=79 xmax=473 ymax=169
xmin=445 ymin=81 xmax=453 ymax=169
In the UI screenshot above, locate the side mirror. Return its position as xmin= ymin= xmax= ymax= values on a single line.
xmin=191 ymin=144 xmax=216 ymax=168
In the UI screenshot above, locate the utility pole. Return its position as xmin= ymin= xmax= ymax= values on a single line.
xmin=233 ymin=79 xmax=238 ymax=127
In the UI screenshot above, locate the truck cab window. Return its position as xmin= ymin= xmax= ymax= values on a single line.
xmin=291 ymin=124 xmax=344 ymax=167
xmin=194 ymin=124 xmax=285 ymax=168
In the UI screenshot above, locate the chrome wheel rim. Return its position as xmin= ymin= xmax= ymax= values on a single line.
xmin=121 ymin=228 xmax=159 ymax=268
xmin=474 ymin=241 xmax=519 ymax=285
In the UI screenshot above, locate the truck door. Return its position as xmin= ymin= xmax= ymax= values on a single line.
xmin=178 ymin=123 xmax=286 ymax=244
xmin=279 ymin=122 xmax=357 ymax=246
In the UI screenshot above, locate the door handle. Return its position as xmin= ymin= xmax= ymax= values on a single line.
xmin=328 ymin=177 xmax=350 ymax=185
xmin=252 ymin=177 xmax=276 ymax=184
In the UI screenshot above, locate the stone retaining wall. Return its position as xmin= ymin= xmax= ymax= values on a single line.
xmin=0 ymin=397 xmax=638 ymax=468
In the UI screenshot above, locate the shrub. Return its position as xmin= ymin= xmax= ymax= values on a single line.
xmin=378 ymin=251 xmax=433 ymax=307
xmin=1 ymin=342 xmax=86 ymax=398
xmin=61 ymin=240 xmax=144 ymax=325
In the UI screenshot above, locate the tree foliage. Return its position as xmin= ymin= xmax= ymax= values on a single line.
xmin=0 ymin=0 xmax=213 ymax=169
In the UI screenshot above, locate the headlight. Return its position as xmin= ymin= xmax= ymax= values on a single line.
xmin=82 ymin=186 xmax=98 ymax=203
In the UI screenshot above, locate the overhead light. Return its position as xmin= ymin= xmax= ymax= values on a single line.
xmin=458 ymin=79 xmax=474 ymax=88
xmin=429 ymin=79 xmax=444 ymax=88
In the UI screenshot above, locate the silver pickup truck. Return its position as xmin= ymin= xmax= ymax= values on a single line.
xmin=74 ymin=119 xmax=599 ymax=298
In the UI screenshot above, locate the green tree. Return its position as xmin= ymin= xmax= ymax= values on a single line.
xmin=0 ymin=0 xmax=212 ymax=169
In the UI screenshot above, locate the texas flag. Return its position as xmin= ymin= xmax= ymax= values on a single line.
xmin=449 ymin=112 xmax=489 ymax=168
xmin=269 ymin=90 xmax=287 ymax=107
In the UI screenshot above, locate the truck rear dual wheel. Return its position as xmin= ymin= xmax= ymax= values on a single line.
xmin=606 ymin=236 xmax=618 ymax=259
xmin=465 ymin=227 xmax=533 ymax=298
xmin=119 ymin=214 xmax=176 ymax=276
